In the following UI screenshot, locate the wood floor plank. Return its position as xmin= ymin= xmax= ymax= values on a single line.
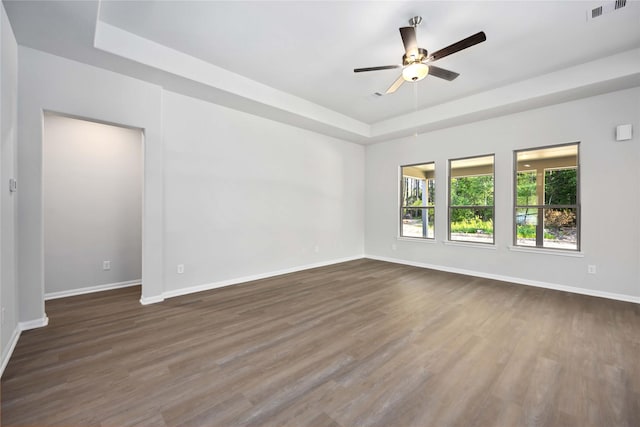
xmin=2 ymin=259 xmax=639 ymax=426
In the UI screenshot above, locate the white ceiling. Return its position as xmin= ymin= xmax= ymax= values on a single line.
xmin=4 ymin=1 xmax=640 ymax=143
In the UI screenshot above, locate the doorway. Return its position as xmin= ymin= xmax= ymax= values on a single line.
xmin=42 ymin=112 xmax=143 ymax=300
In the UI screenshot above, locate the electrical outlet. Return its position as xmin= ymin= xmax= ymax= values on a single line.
xmin=587 ymin=265 xmax=597 ymax=274
xmin=314 ymin=245 xmax=320 ymax=253
xmin=177 ymin=264 xmax=184 ymax=274
xmin=391 ymin=244 xmax=397 ymax=251
xmin=103 ymin=260 xmax=111 ymax=270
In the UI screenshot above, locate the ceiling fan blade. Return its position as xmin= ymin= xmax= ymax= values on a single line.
xmin=386 ymin=75 xmax=405 ymax=94
xmin=354 ymin=65 xmax=401 ymax=73
xmin=399 ymin=26 xmax=418 ymax=55
xmin=427 ymin=65 xmax=460 ymax=81
xmin=429 ymin=31 xmax=486 ymax=62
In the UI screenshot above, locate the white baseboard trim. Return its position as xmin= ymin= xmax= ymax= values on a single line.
xmin=1 ymin=326 xmax=21 ymax=377
xmin=45 ymin=279 xmax=141 ymax=300
xmin=365 ymin=254 xmax=640 ymax=304
xmin=1 ymin=316 xmax=49 ymax=378
xmin=162 ymin=255 xmax=365 ymax=300
xmin=140 ymin=295 xmax=165 ymax=305
xmin=19 ymin=316 xmax=49 ymax=331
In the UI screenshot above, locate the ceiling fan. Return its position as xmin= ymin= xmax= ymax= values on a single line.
xmin=354 ymin=16 xmax=486 ymax=95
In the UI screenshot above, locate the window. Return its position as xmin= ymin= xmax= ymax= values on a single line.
xmin=449 ymin=155 xmax=494 ymax=244
xmin=400 ymin=162 xmax=435 ymax=239
xmin=514 ymin=143 xmax=579 ymax=250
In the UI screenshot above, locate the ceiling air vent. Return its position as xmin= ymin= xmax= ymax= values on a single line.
xmin=592 ymin=6 xmax=603 ymax=18
xmin=588 ymin=0 xmax=627 ymax=20
xmin=615 ymin=0 xmax=627 ymax=10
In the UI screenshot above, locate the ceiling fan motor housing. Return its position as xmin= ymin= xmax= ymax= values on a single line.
xmin=402 ymin=48 xmax=429 ymax=65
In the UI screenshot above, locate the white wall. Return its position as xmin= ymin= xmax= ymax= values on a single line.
xmin=1 ymin=1 xmax=19 ymax=374
xmin=14 ymin=45 xmax=636 ymax=338
xmin=43 ymin=114 xmax=142 ymax=296
xmin=162 ymin=91 xmax=364 ymax=292
xmin=17 ymin=47 xmax=365 ymax=321
xmin=365 ymin=87 xmax=640 ymax=301
xmin=18 ymin=46 xmax=164 ymax=323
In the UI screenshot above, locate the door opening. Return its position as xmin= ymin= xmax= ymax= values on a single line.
xmin=42 ymin=112 xmax=143 ymax=301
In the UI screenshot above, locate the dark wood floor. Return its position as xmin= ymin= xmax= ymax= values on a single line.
xmin=2 ymin=259 xmax=639 ymax=426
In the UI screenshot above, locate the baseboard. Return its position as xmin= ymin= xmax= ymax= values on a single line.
xmin=19 ymin=316 xmax=49 ymax=331
xmin=45 ymin=279 xmax=141 ymax=300
xmin=365 ymin=254 xmax=640 ymax=304
xmin=140 ymin=295 xmax=165 ymax=305
xmin=162 ymin=255 xmax=365 ymax=300
xmin=0 ymin=326 xmax=21 ymax=377
xmin=1 ymin=317 xmax=49 ymax=377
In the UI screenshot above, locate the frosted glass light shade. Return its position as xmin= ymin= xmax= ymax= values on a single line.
xmin=402 ymin=63 xmax=429 ymax=82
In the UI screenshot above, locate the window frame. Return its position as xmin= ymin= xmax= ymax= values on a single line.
xmin=513 ymin=142 xmax=581 ymax=252
xmin=448 ymin=154 xmax=495 ymax=245
xmin=399 ymin=161 xmax=436 ymax=240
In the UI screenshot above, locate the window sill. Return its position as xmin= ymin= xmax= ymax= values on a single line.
xmin=397 ymin=236 xmax=438 ymax=244
xmin=443 ymin=240 xmax=497 ymax=250
xmin=508 ymin=245 xmax=584 ymax=257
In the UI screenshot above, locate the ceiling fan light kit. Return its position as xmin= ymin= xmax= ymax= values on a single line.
xmin=402 ymin=63 xmax=429 ymax=82
xmin=354 ymin=16 xmax=486 ymax=95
